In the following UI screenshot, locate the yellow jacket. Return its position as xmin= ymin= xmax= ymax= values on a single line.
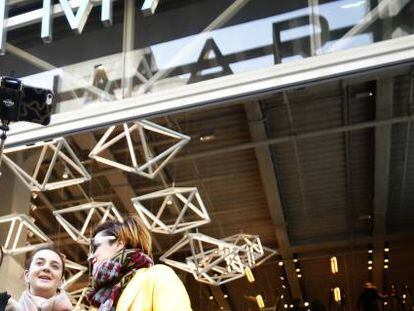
xmin=91 ymin=264 xmax=192 ymax=311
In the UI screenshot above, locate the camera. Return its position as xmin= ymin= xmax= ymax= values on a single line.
xmin=0 ymin=76 xmax=53 ymax=126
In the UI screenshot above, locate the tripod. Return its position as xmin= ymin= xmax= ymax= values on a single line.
xmin=0 ymin=119 xmax=10 ymax=177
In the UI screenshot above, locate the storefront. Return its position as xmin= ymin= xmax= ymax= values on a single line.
xmin=1 ymin=0 xmax=414 ymax=310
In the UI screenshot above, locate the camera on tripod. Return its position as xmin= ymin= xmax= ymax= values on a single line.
xmin=0 ymin=76 xmax=54 ymax=177
xmin=0 ymin=76 xmax=53 ymax=125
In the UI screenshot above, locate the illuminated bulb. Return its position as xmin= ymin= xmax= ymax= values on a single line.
xmin=293 ymin=259 xmax=298 ymax=263
xmin=256 ymin=295 xmax=265 ymax=309
xmin=220 ymin=307 xmax=224 ymax=310
xmin=384 ymin=259 xmax=389 ymax=263
xmin=368 ymin=260 xmax=373 ymax=265
xmin=330 ymin=256 xmax=339 ymax=274
xmin=384 ymin=248 xmax=390 ymax=252
xmin=224 ymin=294 xmax=228 ymax=299
xmin=368 ymin=266 xmax=373 ymax=270
xmin=290 ymin=304 xmax=294 ymax=308
xmin=278 ymin=261 xmax=284 ymax=266
xmin=280 ymin=276 xmax=285 ymax=281
xmin=284 ymin=304 xmax=288 ymax=309
xmin=304 ymin=302 xmax=310 ymax=307
xmin=62 ymin=172 xmax=69 ymax=179
xmin=403 ymin=294 xmax=406 ymax=299
xmin=166 ymin=200 xmax=173 ymax=205
xmin=333 ymin=287 xmax=341 ymax=302
xmin=384 ymin=301 xmax=388 ymax=306
xmin=369 ymin=92 xmax=373 ymax=96
xmin=281 ymin=295 xmax=284 ymax=299
xmin=297 ymin=274 xmax=302 ymax=278
xmin=209 ymin=296 xmax=214 ymax=300
xmin=282 ymin=285 xmax=286 ymax=289
xmin=296 ymin=268 xmax=301 ymax=273
xmin=245 ymin=267 xmax=255 ymax=283
xmin=368 ymin=250 xmax=373 ymax=254
xmin=384 ymin=265 xmax=389 ymax=269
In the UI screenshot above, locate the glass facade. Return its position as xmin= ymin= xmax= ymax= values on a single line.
xmin=1 ymin=0 xmax=413 ymax=133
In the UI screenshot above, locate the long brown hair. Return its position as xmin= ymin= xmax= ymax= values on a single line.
xmin=92 ymin=216 xmax=152 ymax=256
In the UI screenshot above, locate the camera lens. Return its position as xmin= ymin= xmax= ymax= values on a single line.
xmin=46 ymin=93 xmax=53 ymax=105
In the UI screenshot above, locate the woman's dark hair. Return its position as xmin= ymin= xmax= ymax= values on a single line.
xmin=25 ymin=246 xmax=66 ymax=277
xmin=92 ymin=216 xmax=152 ymax=256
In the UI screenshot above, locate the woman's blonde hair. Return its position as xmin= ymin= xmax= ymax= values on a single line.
xmin=92 ymin=216 xmax=152 ymax=256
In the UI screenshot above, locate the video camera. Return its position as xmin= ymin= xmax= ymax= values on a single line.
xmin=0 ymin=76 xmax=53 ymax=125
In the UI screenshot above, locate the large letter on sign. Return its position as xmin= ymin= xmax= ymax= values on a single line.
xmin=41 ymin=0 xmax=113 ymax=43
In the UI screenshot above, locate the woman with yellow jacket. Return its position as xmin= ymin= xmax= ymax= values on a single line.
xmin=87 ymin=216 xmax=192 ymax=311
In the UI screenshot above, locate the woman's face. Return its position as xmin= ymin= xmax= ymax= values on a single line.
xmin=24 ymin=249 xmax=63 ymax=299
xmin=90 ymin=231 xmax=124 ymax=270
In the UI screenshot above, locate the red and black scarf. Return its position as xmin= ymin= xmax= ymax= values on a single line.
xmin=86 ymin=249 xmax=153 ymax=311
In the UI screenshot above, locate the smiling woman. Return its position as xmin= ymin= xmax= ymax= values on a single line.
xmin=18 ymin=246 xmax=73 ymax=311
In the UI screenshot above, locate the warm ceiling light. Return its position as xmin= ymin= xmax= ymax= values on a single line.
xmin=368 ymin=260 xmax=373 ymax=265
xmin=278 ymin=261 xmax=284 ymax=266
xmin=384 ymin=265 xmax=389 ymax=269
xmin=330 ymin=256 xmax=339 ymax=274
xmin=384 ymin=248 xmax=390 ymax=252
xmin=296 ymin=268 xmax=301 ymax=273
xmin=333 ymin=287 xmax=341 ymax=302
xmin=304 ymin=301 xmax=310 ymax=307
xmin=293 ymin=259 xmax=298 ymax=263
xmin=384 ymin=259 xmax=389 ymax=263
xmin=280 ymin=276 xmax=284 ymax=281
xmin=256 ymin=295 xmax=265 ymax=309
xmin=297 ymin=274 xmax=302 ymax=278
xmin=368 ymin=266 xmax=373 ymax=270
xmin=209 ymin=296 xmax=214 ymax=300
xmin=245 ymin=267 xmax=255 ymax=283
xmin=282 ymin=285 xmax=286 ymax=289
xmin=284 ymin=304 xmax=288 ymax=309
xmin=224 ymin=294 xmax=228 ymax=299
xmin=368 ymin=249 xmax=373 ymax=254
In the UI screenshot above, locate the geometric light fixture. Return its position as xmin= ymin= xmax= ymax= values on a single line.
xmin=53 ymin=202 xmax=123 ymax=245
xmin=0 ymin=214 xmax=52 ymax=256
xmin=89 ymin=120 xmax=190 ymax=179
xmin=62 ymin=259 xmax=88 ymax=290
xmin=2 ymin=138 xmax=91 ymax=192
xmin=223 ymin=234 xmax=264 ymax=268
xmin=160 ymin=232 xmax=249 ymax=286
xmin=131 ymin=187 xmax=210 ymax=234
xmin=69 ymin=287 xmax=90 ymax=311
xmin=255 ymin=246 xmax=278 ymax=267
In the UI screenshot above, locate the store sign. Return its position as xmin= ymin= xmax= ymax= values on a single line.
xmin=0 ymin=0 xmax=158 ymax=54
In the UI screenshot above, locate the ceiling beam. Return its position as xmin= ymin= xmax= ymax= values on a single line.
xmin=372 ymin=78 xmax=393 ymax=290
xmin=209 ymin=285 xmax=232 ymax=311
xmin=244 ymin=102 xmax=302 ymax=300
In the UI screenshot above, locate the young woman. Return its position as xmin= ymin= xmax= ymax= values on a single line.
xmin=87 ymin=216 xmax=192 ymax=311
xmin=19 ymin=246 xmax=73 ymax=311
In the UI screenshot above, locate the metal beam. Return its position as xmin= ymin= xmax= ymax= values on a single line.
xmin=6 ymin=35 xmax=414 ymax=147
xmin=209 ymin=285 xmax=232 ymax=311
xmin=244 ymin=102 xmax=302 ymax=299
xmin=372 ymin=78 xmax=393 ymax=290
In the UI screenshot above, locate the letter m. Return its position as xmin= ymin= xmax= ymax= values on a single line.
xmin=42 ymin=0 xmax=113 ymax=42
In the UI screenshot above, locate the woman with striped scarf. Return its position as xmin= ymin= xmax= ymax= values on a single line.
xmin=87 ymin=216 xmax=192 ymax=311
